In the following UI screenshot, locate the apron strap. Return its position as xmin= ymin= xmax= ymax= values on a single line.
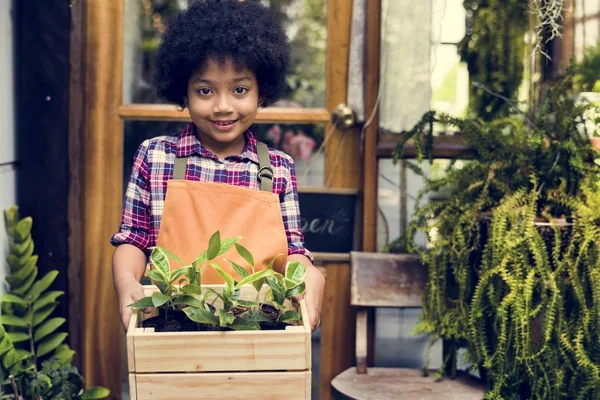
xmin=257 ymin=142 xmax=273 ymax=193
xmin=173 ymin=143 xmax=273 ymax=192
xmin=173 ymin=157 xmax=187 ymax=180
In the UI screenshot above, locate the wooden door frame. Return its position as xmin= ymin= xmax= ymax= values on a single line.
xmin=79 ymin=1 xmax=365 ymax=398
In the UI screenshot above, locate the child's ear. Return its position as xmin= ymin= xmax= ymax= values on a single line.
xmin=258 ymin=96 xmax=266 ymax=108
xmin=183 ymin=97 xmax=189 ymax=108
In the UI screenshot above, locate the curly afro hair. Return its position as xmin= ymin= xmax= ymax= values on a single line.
xmin=155 ymin=0 xmax=290 ymax=108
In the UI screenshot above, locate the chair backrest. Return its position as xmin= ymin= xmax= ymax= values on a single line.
xmin=350 ymin=251 xmax=426 ymax=373
xmin=350 ymin=251 xmax=426 ymax=308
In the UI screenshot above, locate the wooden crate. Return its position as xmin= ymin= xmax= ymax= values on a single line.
xmin=127 ymin=285 xmax=312 ymax=400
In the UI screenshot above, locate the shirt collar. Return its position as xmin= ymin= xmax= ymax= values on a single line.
xmin=176 ymin=123 xmax=260 ymax=164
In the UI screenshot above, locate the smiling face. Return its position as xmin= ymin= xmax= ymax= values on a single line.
xmin=186 ymin=58 xmax=260 ymax=158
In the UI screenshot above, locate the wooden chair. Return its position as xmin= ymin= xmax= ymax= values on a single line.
xmin=331 ymin=252 xmax=485 ymax=400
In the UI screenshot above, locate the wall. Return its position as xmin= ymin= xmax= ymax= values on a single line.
xmin=0 ymin=0 xmax=16 ymax=289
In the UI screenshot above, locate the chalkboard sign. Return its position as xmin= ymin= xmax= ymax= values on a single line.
xmin=298 ymin=187 xmax=359 ymax=253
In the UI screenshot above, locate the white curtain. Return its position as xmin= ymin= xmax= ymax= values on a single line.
xmin=379 ymin=0 xmax=442 ymax=133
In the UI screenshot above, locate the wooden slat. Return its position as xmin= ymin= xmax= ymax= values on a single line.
xmin=82 ymin=0 xmax=123 ymax=395
xmin=350 ymin=252 xmax=425 ymax=307
xmin=68 ymin=0 xmax=85 ymax=370
xmin=319 ymin=261 xmax=355 ymax=400
xmin=355 ymin=309 xmax=368 ymax=374
xmin=320 ymin=1 xmax=359 ymax=397
xmin=128 ymin=374 xmax=137 ymax=400
xmin=312 ymin=252 xmax=350 ymax=263
xmin=119 ymin=104 xmax=330 ymax=124
xmin=127 ymin=311 xmax=138 ymax=373
xmin=133 ymin=328 xmax=308 ymax=373
xmin=377 ymin=133 xmax=473 ymax=159
xmin=132 ymin=285 xmax=310 ymax=373
xmin=135 ymin=371 xmax=309 ymax=400
xmin=363 ymin=0 xmax=380 ymax=253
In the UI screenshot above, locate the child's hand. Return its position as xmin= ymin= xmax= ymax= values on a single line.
xmin=293 ymin=262 xmax=325 ymax=331
xmin=117 ymin=278 xmax=151 ymax=332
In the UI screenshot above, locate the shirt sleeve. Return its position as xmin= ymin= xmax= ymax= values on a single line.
xmin=110 ymin=140 xmax=152 ymax=251
xmin=280 ymin=157 xmax=314 ymax=264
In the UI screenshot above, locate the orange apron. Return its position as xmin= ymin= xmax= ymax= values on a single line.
xmin=155 ymin=142 xmax=289 ymax=283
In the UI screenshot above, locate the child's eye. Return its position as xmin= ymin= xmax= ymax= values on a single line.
xmin=197 ymin=88 xmax=212 ymax=96
xmin=233 ymin=87 xmax=248 ymax=95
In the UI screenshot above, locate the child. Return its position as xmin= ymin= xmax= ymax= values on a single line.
xmin=111 ymin=0 xmax=324 ymax=332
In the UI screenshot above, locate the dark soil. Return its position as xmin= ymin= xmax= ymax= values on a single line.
xmin=142 ymin=310 xmax=219 ymax=332
xmin=142 ymin=305 xmax=294 ymax=332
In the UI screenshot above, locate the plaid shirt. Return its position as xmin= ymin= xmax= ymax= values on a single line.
xmin=111 ymin=124 xmax=313 ymax=262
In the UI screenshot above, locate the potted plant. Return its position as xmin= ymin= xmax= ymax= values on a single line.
xmin=126 ymin=232 xmax=311 ymax=400
xmin=1 ymin=206 xmax=110 ymax=400
xmin=392 ymin=71 xmax=600 ymax=399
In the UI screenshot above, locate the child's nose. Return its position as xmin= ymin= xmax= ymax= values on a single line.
xmin=213 ymin=94 xmax=233 ymax=113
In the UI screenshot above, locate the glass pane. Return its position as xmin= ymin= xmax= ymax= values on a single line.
xmin=123 ymin=0 xmax=327 ymax=107
xmin=122 ymin=121 xmax=326 ymax=190
xmin=252 ymin=123 xmax=326 ymax=186
xmin=432 ymin=0 xmax=466 ymax=44
xmin=430 ymin=44 xmax=469 ymax=117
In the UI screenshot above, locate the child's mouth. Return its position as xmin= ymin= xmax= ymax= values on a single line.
xmin=211 ymin=119 xmax=238 ymax=131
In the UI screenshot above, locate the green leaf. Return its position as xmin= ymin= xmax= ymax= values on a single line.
xmin=252 ymin=278 xmax=266 ymax=294
xmin=191 ymin=251 xmax=207 ymax=268
xmin=0 ymin=315 xmax=28 ymax=328
xmin=181 ymin=284 xmax=202 ymax=295
xmin=36 ymin=332 xmax=68 ymax=358
xmin=279 ymin=310 xmax=302 ymax=323
xmin=150 ymin=247 xmax=172 ymax=280
xmin=235 ymin=268 xmax=274 ymax=290
xmin=26 ymin=270 xmax=58 ymax=302
xmin=3 ymin=206 xmax=18 ymax=233
xmin=227 ymin=259 xmax=249 ymax=279
xmin=6 ymin=255 xmax=20 ymax=273
xmin=228 ymin=318 xmax=261 ymax=331
xmin=6 ymin=255 xmax=37 ymax=287
xmin=151 ymin=292 xmax=171 ymax=307
xmin=234 ymin=243 xmax=254 ymax=268
xmin=9 ymin=235 xmax=31 ymax=257
xmin=172 ymin=295 xmax=204 ymax=308
xmin=236 ymin=300 xmax=259 ymax=308
xmin=218 ymin=309 xmax=234 ymax=327
xmin=33 ymin=303 xmax=58 ymax=327
xmin=218 ymin=236 xmax=242 ymax=256
xmin=157 ymin=247 xmax=184 ymax=266
xmin=52 ymin=346 xmax=75 ymax=364
xmin=240 ymin=310 xmax=272 ymax=323
xmin=34 ymin=317 xmax=66 ymax=342
xmin=267 ymin=254 xmax=283 ymax=270
xmin=81 ymin=387 xmax=111 ymax=399
xmin=266 ymin=276 xmax=286 ymax=304
xmin=129 ymin=296 xmax=154 ymax=309
xmin=210 ymin=263 xmax=235 ymax=292
xmin=0 ymin=334 xmax=13 ymax=356
xmin=2 ymin=348 xmax=31 ymax=370
xmin=186 ymin=266 xmax=201 ymax=286
xmin=170 ymin=267 xmax=189 ymax=283
xmin=14 ymin=217 xmax=33 ymax=241
xmin=33 ymin=291 xmax=64 ymax=312
xmin=182 ymin=307 xmax=218 ymax=325
xmin=286 ymin=282 xmax=306 ymax=299
xmin=17 ymin=240 xmax=34 ymax=266
xmin=1 ymin=293 xmax=27 ymax=306
xmin=12 ymin=268 xmax=38 ymax=296
xmin=7 ymin=332 xmax=30 ymax=343
xmin=285 ymin=261 xmax=306 ymax=282
xmin=207 ymin=231 xmax=221 ymax=260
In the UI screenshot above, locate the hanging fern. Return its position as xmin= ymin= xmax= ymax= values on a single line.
xmin=1 ymin=206 xmax=109 ymax=400
xmin=396 ymin=70 xmax=600 ymax=398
